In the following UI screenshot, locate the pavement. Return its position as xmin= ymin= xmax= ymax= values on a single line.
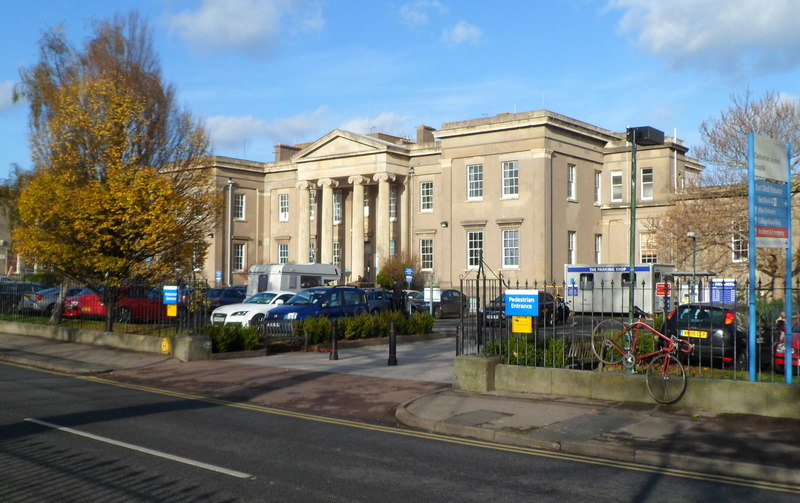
xmin=1 ymin=331 xmax=800 ymax=488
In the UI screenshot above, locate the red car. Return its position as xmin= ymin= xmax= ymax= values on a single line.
xmin=774 ymin=320 xmax=799 ymax=372
xmin=63 ymin=286 xmax=181 ymax=323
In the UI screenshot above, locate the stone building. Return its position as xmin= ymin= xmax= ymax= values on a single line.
xmin=202 ymin=109 xmax=704 ymax=289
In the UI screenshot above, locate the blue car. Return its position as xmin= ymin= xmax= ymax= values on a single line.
xmin=264 ymin=286 xmax=368 ymax=322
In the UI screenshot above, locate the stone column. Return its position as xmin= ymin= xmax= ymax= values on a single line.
xmin=400 ymin=174 xmax=410 ymax=257
xmin=318 ymin=178 xmax=338 ymax=264
xmin=348 ymin=175 xmax=367 ymax=281
xmin=373 ymin=173 xmax=396 ymax=273
xmin=296 ymin=181 xmax=311 ymax=263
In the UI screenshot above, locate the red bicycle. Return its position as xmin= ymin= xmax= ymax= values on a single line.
xmin=591 ymin=319 xmax=694 ymax=404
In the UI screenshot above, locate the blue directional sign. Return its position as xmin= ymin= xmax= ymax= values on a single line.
xmin=754 ymin=180 xmax=789 ymax=248
xmin=163 ymin=285 xmax=179 ymax=305
xmin=405 ymin=267 xmax=413 ymax=284
xmin=504 ymin=289 xmax=539 ymax=317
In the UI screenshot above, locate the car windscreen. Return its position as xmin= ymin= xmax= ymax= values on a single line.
xmin=287 ymin=289 xmax=326 ymax=305
xmin=206 ymin=290 xmax=223 ymax=299
xmin=677 ymin=306 xmax=728 ymax=325
xmin=245 ymin=292 xmax=277 ymax=304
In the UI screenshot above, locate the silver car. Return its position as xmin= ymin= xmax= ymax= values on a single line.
xmin=19 ymin=286 xmax=85 ymax=315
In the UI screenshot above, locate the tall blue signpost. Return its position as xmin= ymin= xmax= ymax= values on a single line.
xmin=748 ymin=133 xmax=793 ymax=383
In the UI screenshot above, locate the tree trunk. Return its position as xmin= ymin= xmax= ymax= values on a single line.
xmin=47 ymin=283 xmax=68 ymax=326
xmin=103 ymin=288 xmax=117 ymax=332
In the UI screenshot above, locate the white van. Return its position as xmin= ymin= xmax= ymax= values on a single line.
xmin=246 ymin=263 xmax=340 ymax=297
xmin=564 ymin=263 xmax=675 ymax=315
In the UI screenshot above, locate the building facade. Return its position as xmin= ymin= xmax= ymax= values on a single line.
xmin=203 ymin=110 xmax=704 ymax=289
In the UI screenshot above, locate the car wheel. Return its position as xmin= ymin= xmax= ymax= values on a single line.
xmin=371 ymin=308 xmax=380 ymax=315
xmin=116 ymin=307 xmax=132 ymax=323
xmin=434 ymin=306 xmax=443 ymax=319
xmin=249 ymin=313 xmax=265 ymax=326
xmin=44 ymin=303 xmax=55 ymax=316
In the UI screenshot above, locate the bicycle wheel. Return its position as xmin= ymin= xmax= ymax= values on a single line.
xmin=645 ymin=354 xmax=686 ymax=404
xmin=591 ymin=318 xmax=627 ymax=365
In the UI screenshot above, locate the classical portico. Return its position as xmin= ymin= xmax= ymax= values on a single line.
xmin=290 ymin=129 xmax=415 ymax=283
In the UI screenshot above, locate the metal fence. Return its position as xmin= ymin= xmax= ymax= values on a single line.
xmin=0 ymin=280 xmax=216 ymax=338
xmin=456 ymin=275 xmax=799 ymax=383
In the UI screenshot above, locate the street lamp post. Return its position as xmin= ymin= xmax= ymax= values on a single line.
xmin=687 ymin=232 xmax=697 ymax=302
xmin=625 ymin=126 xmax=664 ymax=324
xmin=226 ymin=178 xmax=235 ymax=286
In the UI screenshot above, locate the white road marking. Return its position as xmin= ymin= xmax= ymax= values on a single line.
xmin=24 ymin=417 xmax=253 ymax=479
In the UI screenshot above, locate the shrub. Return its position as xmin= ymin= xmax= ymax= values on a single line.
xmin=379 ymin=310 xmax=408 ymax=335
xmin=406 ymin=312 xmax=434 ymax=335
xmin=542 ymin=337 xmax=566 ymax=368
xmin=653 ymin=313 xmax=665 ymax=332
xmin=756 ymin=299 xmax=785 ymax=327
xmin=240 ymin=326 xmax=262 ymax=351
xmin=202 ymin=324 xmax=263 ymax=353
xmin=636 ymin=330 xmax=657 ymax=356
xmin=300 ymin=316 xmax=331 ymax=344
xmin=490 ymin=335 xmax=568 ymax=368
xmin=338 ymin=313 xmax=375 ymax=340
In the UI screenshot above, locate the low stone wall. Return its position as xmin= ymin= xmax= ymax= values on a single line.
xmin=454 ymin=355 xmax=800 ymax=419
xmin=0 ymin=321 xmax=211 ymax=362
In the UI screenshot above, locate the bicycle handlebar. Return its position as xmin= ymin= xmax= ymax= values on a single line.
xmin=670 ymin=335 xmax=694 ymax=353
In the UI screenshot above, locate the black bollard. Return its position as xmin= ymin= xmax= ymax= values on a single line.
xmin=388 ymin=321 xmax=398 ymax=366
xmin=329 ymin=320 xmax=339 ymax=360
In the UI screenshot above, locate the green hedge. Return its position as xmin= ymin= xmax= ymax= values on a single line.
xmin=202 ymin=311 xmax=436 ymax=352
xmin=488 ymin=335 xmax=569 ymax=368
xmin=304 ymin=311 xmax=434 ymax=344
xmin=201 ymin=324 xmax=262 ymax=353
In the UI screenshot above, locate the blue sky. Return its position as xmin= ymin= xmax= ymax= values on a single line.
xmin=2 ymin=0 xmax=800 ymax=181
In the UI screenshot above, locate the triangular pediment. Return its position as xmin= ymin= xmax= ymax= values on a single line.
xmin=294 ymin=130 xmax=407 ymax=162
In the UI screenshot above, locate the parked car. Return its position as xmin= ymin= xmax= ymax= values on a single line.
xmin=210 ymin=290 xmax=294 ymax=326
xmin=19 ymin=286 xmax=85 ymax=315
xmin=0 ymin=282 xmax=47 ymax=313
xmin=478 ymin=291 xmax=570 ymax=327
xmin=206 ymin=286 xmax=248 ymax=309
xmin=662 ymin=303 xmax=771 ymax=370
xmin=774 ymin=319 xmax=799 ymax=373
xmin=264 ymin=286 xmax=368 ymax=322
xmin=411 ymin=289 xmax=468 ymax=318
xmin=62 ymin=285 xmax=184 ymax=323
xmin=364 ymin=288 xmax=395 ymax=314
xmin=403 ymin=290 xmax=420 ymax=302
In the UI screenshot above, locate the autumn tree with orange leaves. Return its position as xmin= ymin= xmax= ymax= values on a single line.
xmin=14 ymin=12 xmax=221 ymax=330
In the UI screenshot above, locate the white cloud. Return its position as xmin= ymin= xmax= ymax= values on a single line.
xmin=441 ymin=20 xmax=484 ymax=46
xmin=609 ymin=0 xmax=800 ymax=76
xmin=0 ymin=81 xmax=16 ymax=113
xmin=399 ymin=1 xmax=447 ymax=26
xmin=170 ymin=0 xmax=324 ymax=56
xmin=205 ymin=107 xmax=329 ymax=149
xmin=265 ymin=106 xmax=330 ymax=139
xmin=340 ymin=112 xmax=409 ymax=137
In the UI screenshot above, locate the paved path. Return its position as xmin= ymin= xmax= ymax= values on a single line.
xmin=231 ymin=336 xmax=455 ymax=383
